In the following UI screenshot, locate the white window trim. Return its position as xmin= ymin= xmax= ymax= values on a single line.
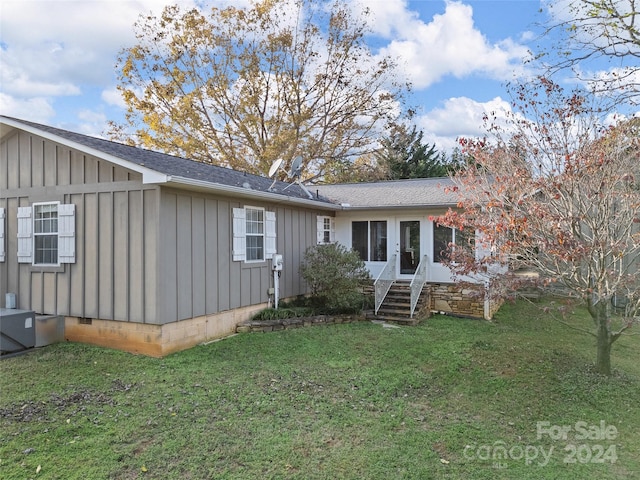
xmin=317 ymin=215 xmax=335 ymax=245
xmin=33 ymin=201 xmax=62 ymax=266
xmin=245 ymin=206 xmax=265 ymax=263
xmin=17 ymin=202 xmax=76 ymax=265
xmin=233 ymin=206 xmax=276 ymax=263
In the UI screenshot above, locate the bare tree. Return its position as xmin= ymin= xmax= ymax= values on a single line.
xmin=543 ymin=0 xmax=640 ymax=105
xmin=109 ymin=0 xmax=410 ymax=179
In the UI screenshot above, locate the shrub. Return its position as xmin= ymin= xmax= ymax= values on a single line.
xmin=252 ymin=307 xmax=314 ymax=321
xmin=300 ymin=243 xmax=371 ymax=313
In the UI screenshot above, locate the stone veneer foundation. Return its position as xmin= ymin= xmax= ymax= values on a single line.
xmin=429 ymin=283 xmax=502 ymax=320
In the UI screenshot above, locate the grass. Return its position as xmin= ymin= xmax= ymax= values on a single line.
xmin=1 ymin=300 xmax=638 ymax=479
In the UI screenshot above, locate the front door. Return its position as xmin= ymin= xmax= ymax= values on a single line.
xmin=398 ymin=220 xmax=420 ymax=275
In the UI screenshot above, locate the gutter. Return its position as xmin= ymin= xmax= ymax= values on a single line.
xmin=164 ymin=175 xmax=342 ymax=210
xmin=165 ymin=176 xmax=455 ymax=211
xmin=335 ymin=203 xmax=457 ymax=211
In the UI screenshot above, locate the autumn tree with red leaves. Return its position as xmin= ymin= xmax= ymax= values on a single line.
xmin=436 ymin=78 xmax=640 ymax=375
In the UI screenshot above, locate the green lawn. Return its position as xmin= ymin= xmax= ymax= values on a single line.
xmin=1 ymin=301 xmax=638 ymax=479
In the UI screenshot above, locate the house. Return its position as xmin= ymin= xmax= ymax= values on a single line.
xmin=0 ymin=116 xmax=498 ymax=357
xmin=315 ymin=181 xmax=501 ymax=320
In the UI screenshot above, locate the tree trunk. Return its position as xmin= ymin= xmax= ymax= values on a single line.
xmin=594 ymin=306 xmax=613 ymax=375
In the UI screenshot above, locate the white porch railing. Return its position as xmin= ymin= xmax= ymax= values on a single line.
xmin=374 ymin=253 xmax=397 ymax=315
xmin=409 ymin=255 xmax=429 ymax=318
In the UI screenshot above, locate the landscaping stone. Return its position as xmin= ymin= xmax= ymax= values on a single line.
xmin=236 ymin=314 xmax=367 ymax=333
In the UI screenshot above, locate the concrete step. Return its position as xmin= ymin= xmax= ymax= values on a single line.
xmin=365 ymin=312 xmax=419 ymax=326
xmin=381 ymin=300 xmax=412 ymax=308
xmin=376 ymin=308 xmax=411 ymax=317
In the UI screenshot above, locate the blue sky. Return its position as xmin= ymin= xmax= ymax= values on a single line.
xmin=0 ymin=0 xmax=625 ymax=153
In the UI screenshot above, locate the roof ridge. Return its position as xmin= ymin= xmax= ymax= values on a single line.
xmin=316 ymin=176 xmax=452 ymax=187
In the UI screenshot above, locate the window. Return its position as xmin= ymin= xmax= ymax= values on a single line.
xmin=34 ymin=203 xmax=59 ymax=265
xmin=323 ymin=218 xmax=331 ymax=243
xmin=456 ymin=228 xmax=475 ymax=252
xmin=370 ymin=221 xmax=387 ymax=261
xmin=232 ymin=207 xmax=276 ymax=262
xmin=17 ymin=203 xmax=75 ymax=265
xmin=245 ymin=207 xmax=264 ymax=261
xmin=352 ymin=221 xmax=387 ymax=262
xmin=433 ymin=223 xmax=453 ymax=263
xmin=317 ymin=216 xmax=335 ymax=244
xmin=433 ymin=222 xmax=474 ymax=263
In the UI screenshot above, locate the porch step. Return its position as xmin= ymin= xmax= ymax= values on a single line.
xmin=367 ymin=281 xmax=430 ymax=326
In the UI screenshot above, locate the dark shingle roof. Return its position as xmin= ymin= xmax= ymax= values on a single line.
xmin=315 ymin=177 xmax=457 ymax=209
xmin=1 ymin=116 xmax=329 ymax=204
xmin=2 ymin=116 xmax=460 ymax=210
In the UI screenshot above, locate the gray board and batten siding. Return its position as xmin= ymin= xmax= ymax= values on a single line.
xmin=0 ymin=127 xmax=156 ymax=323
xmin=0 ymin=116 xmax=336 ymax=328
xmin=157 ymin=189 xmax=320 ymax=325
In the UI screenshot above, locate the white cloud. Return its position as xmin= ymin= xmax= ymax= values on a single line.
xmin=78 ymin=109 xmax=107 ymax=125
xmin=101 ymin=87 xmax=127 ymax=109
xmin=75 ymin=109 xmax=110 ymax=137
xmin=416 ymin=96 xmax=513 ymax=151
xmin=1 ymin=0 xmax=535 ymax=152
xmin=575 ymin=66 xmax=640 ymax=105
xmin=0 ymin=1 xmax=200 ymax=119
xmin=0 ymin=92 xmax=55 ymax=122
xmin=352 ymin=0 xmax=417 ymax=38
xmin=362 ymin=1 xmax=530 ymax=89
xmin=519 ymin=30 xmax=536 ymax=43
xmin=1 ymin=1 xmax=167 ymax=87
xmin=0 ymin=0 xmax=212 ymax=135
xmin=0 ymin=50 xmax=82 ymax=97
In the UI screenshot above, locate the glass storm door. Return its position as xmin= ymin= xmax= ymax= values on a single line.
xmin=399 ymin=221 xmax=420 ymax=275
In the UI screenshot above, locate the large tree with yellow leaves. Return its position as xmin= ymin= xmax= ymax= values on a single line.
xmin=109 ymin=0 xmax=410 ymax=179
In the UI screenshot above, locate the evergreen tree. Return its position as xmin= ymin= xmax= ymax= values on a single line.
xmin=376 ymin=125 xmax=449 ymax=179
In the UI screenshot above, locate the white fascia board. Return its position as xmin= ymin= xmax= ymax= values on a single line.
xmin=337 ymin=203 xmax=457 ymax=211
xmin=0 ymin=118 xmax=170 ymax=185
xmin=166 ymin=176 xmax=342 ymax=210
